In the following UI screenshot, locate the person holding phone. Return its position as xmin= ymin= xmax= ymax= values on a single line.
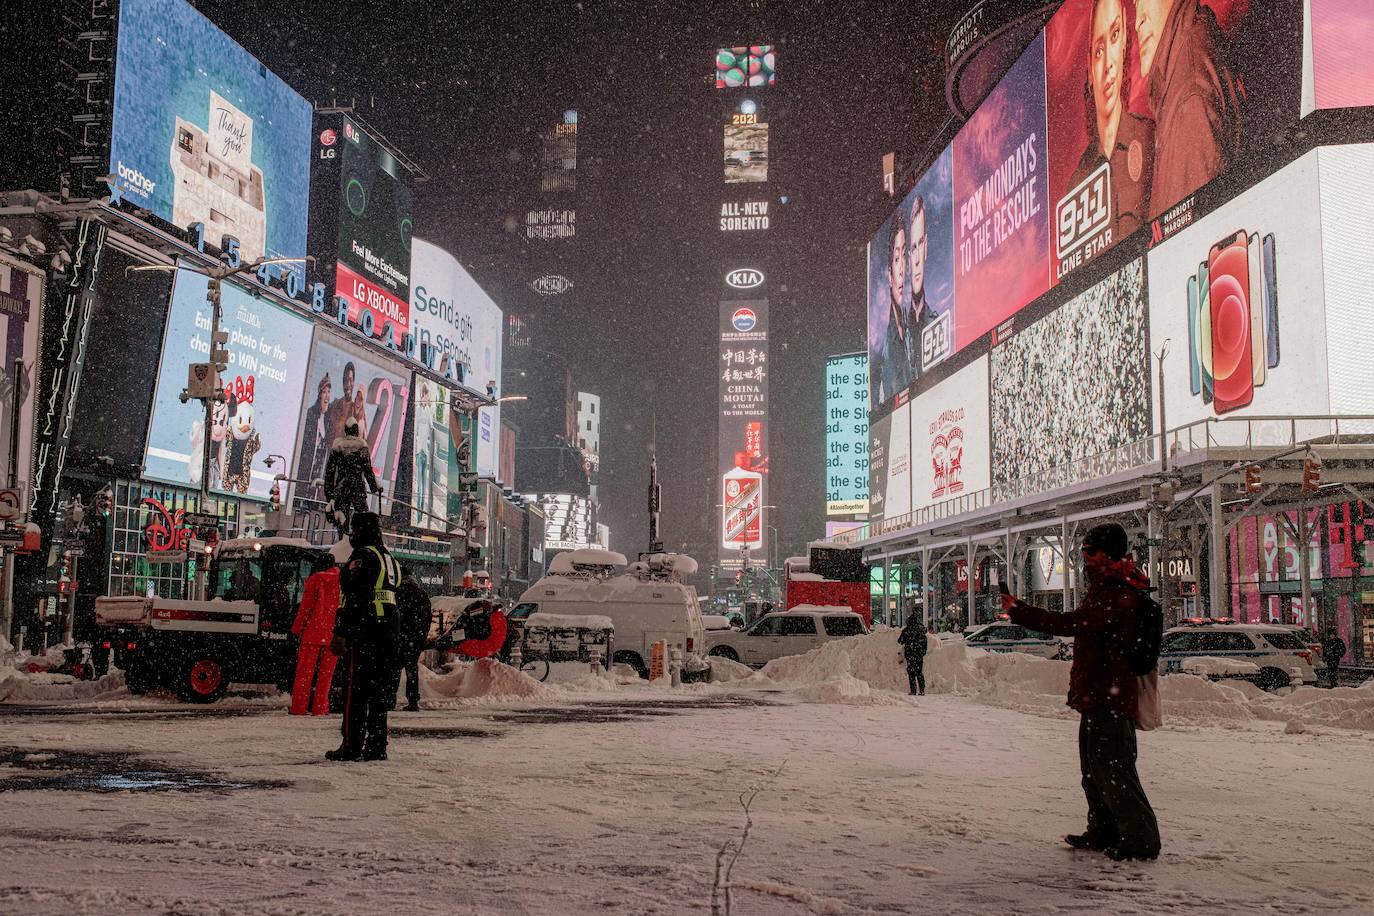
xmin=999 ymin=524 xmax=1161 ymax=861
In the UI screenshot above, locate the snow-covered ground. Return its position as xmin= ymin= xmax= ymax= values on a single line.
xmin=2 ymin=634 xmax=1373 ymax=914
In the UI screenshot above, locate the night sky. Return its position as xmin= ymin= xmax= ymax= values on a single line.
xmin=4 ymin=0 xmax=969 ymax=566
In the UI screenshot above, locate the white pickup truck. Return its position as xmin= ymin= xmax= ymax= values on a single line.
xmin=96 ymin=537 xmax=329 ymax=702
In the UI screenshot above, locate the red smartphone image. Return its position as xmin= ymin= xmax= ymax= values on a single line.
xmin=1207 ymin=230 xmax=1254 ymax=414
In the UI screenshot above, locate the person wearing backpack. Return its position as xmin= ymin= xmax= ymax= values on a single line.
xmin=1000 ymin=523 xmax=1161 ymax=861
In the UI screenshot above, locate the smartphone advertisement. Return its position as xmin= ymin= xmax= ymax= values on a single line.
xmin=144 ymin=269 xmax=314 ymax=501
xmin=1148 ymin=152 xmax=1330 ymax=432
xmin=108 ymin=0 xmax=312 ymax=276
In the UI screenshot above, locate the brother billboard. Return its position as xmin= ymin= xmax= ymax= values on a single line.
xmin=108 ymin=0 xmax=312 ymax=277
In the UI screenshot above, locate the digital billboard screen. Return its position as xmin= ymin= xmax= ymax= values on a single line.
xmin=108 ymin=0 xmax=312 ymax=277
xmin=410 ymin=378 xmax=453 ymax=531
xmin=825 ymin=354 xmax=869 ymax=517
xmin=144 ymin=268 xmax=314 ymax=500
xmin=409 ymin=239 xmax=503 ymax=401
xmin=991 ymin=259 xmax=1151 ymax=485
xmin=1307 ymin=0 xmax=1374 ymax=112
xmin=291 ymin=333 xmax=412 ymax=508
xmin=316 ymin=115 xmax=415 ymax=345
xmin=719 ymin=300 xmax=768 ymax=562
xmin=724 ymin=124 xmax=769 ymax=183
xmin=715 ymin=45 xmax=776 ymax=88
xmin=867 ymin=147 xmax=956 ymax=410
xmin=868 ymin=0 xmax=1300 ymax=420
xmin=1148 ymin=152 xmax=1331 ymax=435
xmin=539 ymin=493 xmax=594 ymax=550
xmin=910 ymin=357 xmax=990 ymax=513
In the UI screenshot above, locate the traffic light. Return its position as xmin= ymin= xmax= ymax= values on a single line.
xmin=269 ymin=481 xmax=282 ymax=511
xmin=1302 ymin=456 xmax=1322 ymax=493
xmin=1244 ymin=464 xmax=1263 ymax=494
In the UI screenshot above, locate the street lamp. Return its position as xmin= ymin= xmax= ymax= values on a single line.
xmin=497 ymin=395 xmax=528 ymax=405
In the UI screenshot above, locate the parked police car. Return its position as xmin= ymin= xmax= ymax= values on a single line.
xmin=963 ymin=621 xmax=1068 ymax=659
xmin=1159 ymin=619 xmax=1324 ymax=691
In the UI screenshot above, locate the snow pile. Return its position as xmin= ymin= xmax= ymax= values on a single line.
xmin=1181 ymin=656 xmax=1261 ymax=677
xmin=421 ymin=658 xmax=552 ymax=703
xmin=0 ymin=664 xmax=127 ymax=704
xmin=708 ymin=656 xmax=754 ymax=683
xmin=731 ymin=628 xmax=1374 ymax=732
xmin=524 ymin=612 xmax=614 ymax=631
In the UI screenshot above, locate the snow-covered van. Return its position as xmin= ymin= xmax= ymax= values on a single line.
xmin=95 ymin=537 xmax=332 ymax=702
xmin=511 ymin=549 xmax=710 ymax=680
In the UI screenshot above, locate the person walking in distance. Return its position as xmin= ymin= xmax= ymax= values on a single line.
xmin=327 ymin=512 xmax=402 ymax=762
xmin=1320 ymin=627 xmax=1346 ymax=689
xmin=899 ymin=608 xmax=928 ymax=696
xmin=289 ymin=553 xmax=343 ymax=716
xmin=1001 ymin=523 xmax=1161 ymax=861
xmin=393 ymin=569 xmax=433 ymax=712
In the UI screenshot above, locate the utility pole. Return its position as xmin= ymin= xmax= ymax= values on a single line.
xmin=1154 ymin=341 xmax=1173 ymax=625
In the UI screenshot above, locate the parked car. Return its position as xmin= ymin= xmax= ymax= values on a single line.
xmin=706 ymin=605 xmax=867 ymax=667
xmin=1160 ymin=623 xmax=1324 ymax=690
xmin=964 ymin=621 xmax=1067 ymax=659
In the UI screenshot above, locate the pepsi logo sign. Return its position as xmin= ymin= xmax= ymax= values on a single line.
xmin=731 ymin=308 xmax=757 ymax=332
xmin=530 ymin=274 xmax=574 ymax=296
xmin=319 ymin=129 xmax=337 ymax=147
xmin=725 ymin=268 xmax=764 ymax=289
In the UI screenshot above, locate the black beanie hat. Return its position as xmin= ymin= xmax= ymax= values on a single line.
xmin=350 ymin=511 xmax=382 ymax=546
xmin=1083 ymin=523 xmax=1128 ymax=560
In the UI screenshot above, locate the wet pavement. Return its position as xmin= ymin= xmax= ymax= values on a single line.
xmin=0 ymin=747 xmax=291 ymax=794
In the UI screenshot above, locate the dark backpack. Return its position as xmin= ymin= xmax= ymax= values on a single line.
xmin=1127 ymin=590 xmax=1164 ymax=676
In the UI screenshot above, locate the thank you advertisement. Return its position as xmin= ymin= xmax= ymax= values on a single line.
xmin=108 ymin=0 xmax=312 ymax=276
xmin=144 ymin=268 xmax=314 ymax=500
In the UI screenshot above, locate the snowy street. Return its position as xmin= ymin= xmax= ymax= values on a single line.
xmin=3 ymin=644 xmax=1374 ymax=915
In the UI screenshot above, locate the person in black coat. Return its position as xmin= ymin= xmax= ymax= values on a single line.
xmin=393 ymin=571 xmax=433 ymax=712
xmin=327 ymin=512 xmax=401 ymax=761
xmin=1321 ymin=629 xmax=1346 ymax=689
xmin=323 ymin=417 xmax=382 ymax=535
xmin=899 ymin=609 xmax=928 ymax=696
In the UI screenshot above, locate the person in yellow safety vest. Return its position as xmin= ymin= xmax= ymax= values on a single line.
xmin=327 ymin=511 xmax=402 ymax=761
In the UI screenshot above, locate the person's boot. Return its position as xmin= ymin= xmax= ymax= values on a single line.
xmin=361 ymin=746 xmax=388 ymax=761
xmin=1065 ymin=833 xmax=1116 ymax=851
xmin=325 ymin=746 xmax=361 ymax=762
xmin=403 ymin=702 xmax=420 ymax=712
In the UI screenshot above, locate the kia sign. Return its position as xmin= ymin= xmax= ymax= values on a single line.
xmin=725 ymin=268 xmax=764 ymax=290
xmin=530 ymin=275 xmax=574 ymax=296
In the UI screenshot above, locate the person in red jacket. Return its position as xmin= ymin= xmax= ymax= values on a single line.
xmin=1001 ymin=523 xmax=1161 ymax=861
xmin=290 ymin=558 xmax=342 ymax=716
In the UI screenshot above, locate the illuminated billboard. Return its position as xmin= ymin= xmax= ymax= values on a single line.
xmin=1306 ymin=0 xmax=1374 ymax=113
xmin=539 ymin=493 xmax=594 ymax=551
xmin=715 ymin=45 xmax=776 ymax=88
xmin=1148 ymin=152 xmax=1332 ymax=434
xmin=291 ymin=333 xmax=412 ymax=508
xmin=825 ymin=354 xmax=869 ymax=517
xmin=719 ymin=300 xmax=768 ymax=563
xmin=144 ymin=268 xmax=314 ymax=500
xmin=868 ymin=0 xmax=1299 ymax=421
xmin=409 ymin=239 xmax=503 ymax=400
xmin=724 ymin=124 xmax=769 ymax=183
xmin=720 ymin=200 xmax=771 ymax=231
xmin=911 ymin=358 xmax=990 ymax=513
xmin=311 ymin=114 xmax=414 ymax=346
xmin=108 ymin=0 xmax=312 ymax=276
xmin=410 ymin=379 xmax=453 ymax=531
xmin=867 ymin=147 xmax=956 ymax=410
xmin=992 ymin=259 xmax=1151 ymax=485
